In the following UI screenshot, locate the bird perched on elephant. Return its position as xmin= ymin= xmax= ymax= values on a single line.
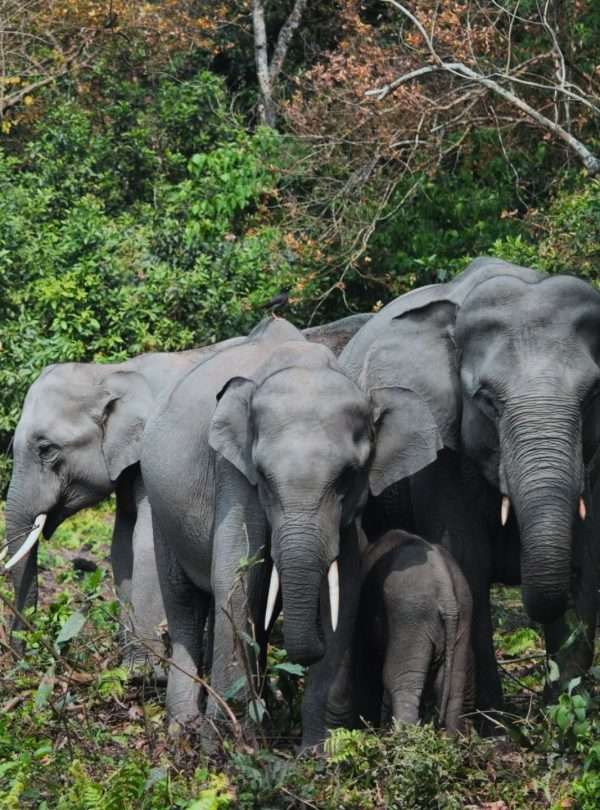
xmin=140 ymin=317 xmax=384 ymax=737
xmin=332 ymin=530 xmax=473 ymax=736
xmin=336 ymin=256 xmax=600 ymax=718
xmin=3 ymin=313 xmax=371 ymax=672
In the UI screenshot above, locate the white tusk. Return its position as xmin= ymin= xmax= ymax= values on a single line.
xmin=328 ymin=559 xmax=339 ymax=632
xmin=0 ymin=546 xmax=7 ymax=562
xmin=579 ymin=497 xmax=587 ymax=521
xmin=501 ymin=496 xmax=510 ymax=527
xmin=4 ymin=514 xmax=47 ymax=571
xmin=264 ymin=564 xmax=279 ymax=631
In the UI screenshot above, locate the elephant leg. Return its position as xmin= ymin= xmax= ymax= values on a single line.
xmin=128 ymin=484 xmax=168 ymax=679
xmin=411 ymin=452 xmax=502 ymax=719
xmin=383 ymin=626 xmax=432 ymax=726
xmin=110 ymin=475 xmax=137 ymax=606
xmin=301 ymin=522 xmax=362 ymax=748
xmin=353 ymin=636 xmax=384 ymax=729
xmin=111 ymin=479 xmax=137 ymax=666
xmin=470 ymin=584 xmax=502 ymax=719
xmin=153 ymin=520 xmax=209 ymax=725
xmin=443 ymin=628 xmax=474 ymax=735
xmin=207 ymin=463 xmax=268 ymax=726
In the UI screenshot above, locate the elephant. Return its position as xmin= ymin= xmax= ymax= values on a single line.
xmin=3 ymin=341 xmax=240 ymax=667
xmin=139 ymin=316 xmax=382 ymax=734
xmin=329 ymin=256 xmax=600 ymax=720
xmin=345 ymin=529 xmax=473 ymax=735
xmin=3 ymin=313 xmax=371 ymax=670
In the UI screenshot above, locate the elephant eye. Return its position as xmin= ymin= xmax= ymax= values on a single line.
xmin=475 ymin=387 xmax=500 ymax=419
xmin=38 ymin=442 xmax=60 ymax=464
xmin=338 ymin=463 xmax=359 ymax=490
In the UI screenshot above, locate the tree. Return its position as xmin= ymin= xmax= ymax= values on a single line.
xmin=252 ymin=0 xmax=309 ymax=126
xmin=367 ymin=0 xmax=600 ymax=175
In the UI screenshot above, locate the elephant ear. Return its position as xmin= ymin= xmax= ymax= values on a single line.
xmin=209 ymin=377 xmax=257 ymax=485
xmin=100 ymin=370 xmax=154 ymax=482
xmin=364 ymin=300 xmax=460 ymax=496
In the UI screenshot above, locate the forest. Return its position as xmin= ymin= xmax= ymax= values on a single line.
xmin=1 ymin=1 xmax=600 ymax=807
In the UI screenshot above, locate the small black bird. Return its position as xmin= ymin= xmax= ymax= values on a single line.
xmin=262 ymin=287 xmax=291 ymax=318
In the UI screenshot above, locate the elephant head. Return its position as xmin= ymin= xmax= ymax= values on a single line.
xmin=209 ymin=342 xmax=374 ymax=665
xmin=360 ymin=271 xmax=600 ymax=624
xmin=4 ymin=362 xmax=153 ymax=621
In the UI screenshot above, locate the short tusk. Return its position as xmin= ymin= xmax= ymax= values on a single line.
xmin=4 ymin=514 xmax=47 ymax=571
xmin=501 ymin=496 xmax=510 ymax=527
xmin=328 ymin=559 xmax=339 ymax=632
xmin=264 ymin=564 xmax=279 ymax=631
xmin=579 ymin=497 xmax=587 ymax=521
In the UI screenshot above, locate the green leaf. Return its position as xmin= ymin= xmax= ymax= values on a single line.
xmin=35 ymin=662 xmax=56 ymax=710
xmin=239 ymin=631 xmax=260 ymax=654
xmin=546 ymin=658 xmax=560 ymax=683
xmin=144 ymin=767 xmax=167 ymax=791
xmin=248 ymin=697 xmax=266 ymax=725
xmin=223 ymin=676 xmax=247 ymax=701
xmin=0 ymin=760 xmax=22 ymax=778
xmin=568 ymin=676 xmax=582 ymax=696
xmin=55 ymin=610 xmax=86 ymax=647
xmin=274 ymin=662 xmax=305 ymax=677
xmin=498 ymin=627 xmax=541 ymax=656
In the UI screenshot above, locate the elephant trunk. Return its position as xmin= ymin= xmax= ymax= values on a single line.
xmin=274 ymin=524 xmax=332 ymax=666
xmin=4 ymin=483 xmax=43 ymax=641
xmin=501 ymin=392 xmax=582 ymax=623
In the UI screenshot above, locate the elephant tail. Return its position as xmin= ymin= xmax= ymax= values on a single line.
xmin=438 ymin=559 xmax=461 ymax=729
xmin=439 ymin=608 xmax=459 ymax=727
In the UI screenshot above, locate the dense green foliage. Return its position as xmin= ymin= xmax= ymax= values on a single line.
xmin=0 ymin=38 xmax=598 ymax=454
xmin=0 ymin=38 xmax=599 ymax=460
xmin=0 ymin=71 xmax=297 ymax=439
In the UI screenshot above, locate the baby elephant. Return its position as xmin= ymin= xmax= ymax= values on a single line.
xmin=353 ymin=530 xmax=473 ymax=735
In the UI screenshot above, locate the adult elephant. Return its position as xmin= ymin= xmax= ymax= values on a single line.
xmin=3 ymin=341 xmax=240 ymax=666
xmin=335 ymin=257 xmax=600 ymax=717
xmin=140 ymin=317 xmax=379 ymax=733
xmin=3 ymin=313 xmax=370 ymax=668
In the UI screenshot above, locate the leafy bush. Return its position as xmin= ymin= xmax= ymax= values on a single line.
xmin=0 ymin=72 xmax=297 ymax=460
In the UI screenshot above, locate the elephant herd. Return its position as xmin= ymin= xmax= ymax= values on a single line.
xmin=4 ymin=256 xmax=600 ymax=749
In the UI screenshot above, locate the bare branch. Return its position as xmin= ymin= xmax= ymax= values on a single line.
xmin=370 ymin=1 xmax=600 ymax=176
xmin=269 ymin=0 xmax=308 ymax=84
xmin=252 ymin=0 xmax=309 ymax=128
xmin=252 ymin=0 xmax=275 ymax=126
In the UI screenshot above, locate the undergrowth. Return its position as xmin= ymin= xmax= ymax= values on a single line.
xmin=0 ymin=506 xmax=597 ymax=808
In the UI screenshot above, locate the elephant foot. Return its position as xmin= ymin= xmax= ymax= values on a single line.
xmin=122 ymin=652 xmax=167 ymax=685
xmin=121 ymin=643 xmax=167 ymax=686
xmin=167 ymin=712 xmax=225 ymax=756
xmin=167 ymin=710 xmax=206 ymax=740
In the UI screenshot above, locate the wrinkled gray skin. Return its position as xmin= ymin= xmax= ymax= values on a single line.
xmin=5 ymin=314 xmax=370 ymax=669
xmin=5 ymin=343 xmax=240 ymax=666
xmin=140 ymin=318 xmax=375 ymax=731
xmin=340 ymin=530 xmax=473 ymax=735
xmin=336 ymin=257 xmax=600 ymax=719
